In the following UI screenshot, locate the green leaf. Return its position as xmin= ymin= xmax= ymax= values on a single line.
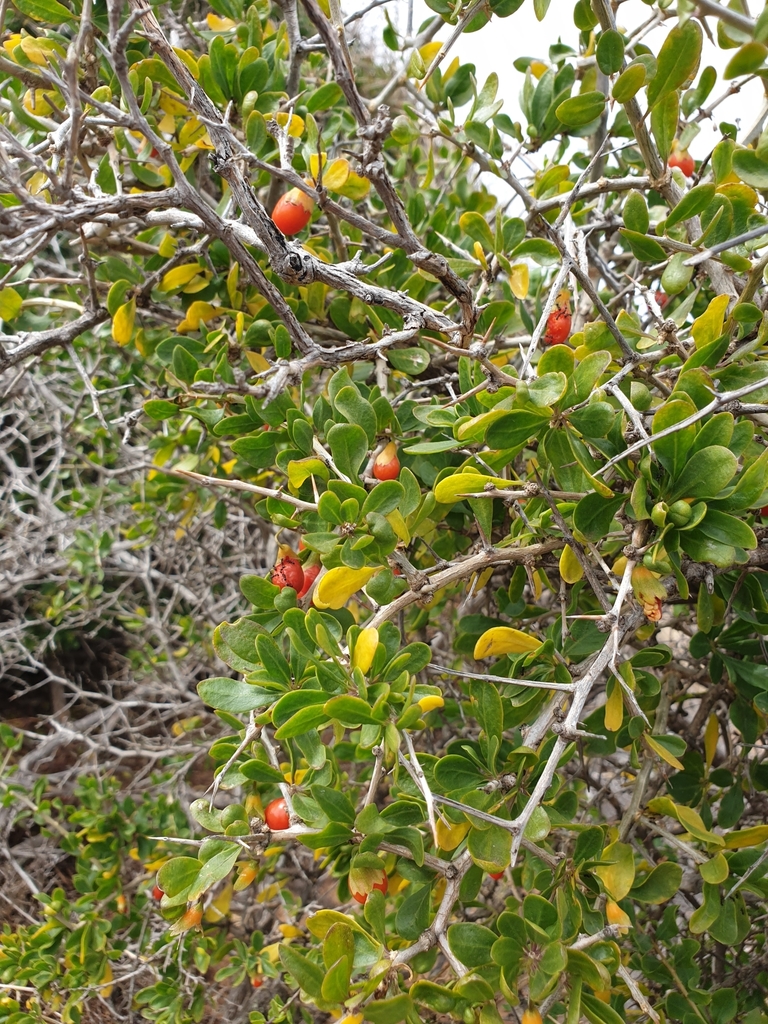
xmin=279 ymin=945 xmax=324 ymax=999
xmin=666 ymin=183 xmax=717 ymax=229
xmin=197 ymin=677 xmax=277 ymax=713
xmin=623 ymin=191 xmax=649 ymax=234
xmin=486 ymin=409 xmax=550 ymax=449
xmin=387 ymin=347 xmax=430 ymax=374
xmin=619 ymin=229 xmax=668 ymax=263
xmin=458 ymin=211 xmax=495 ymax=251
xmin=468 ymin=822 xmax=511 ymax=872
xmin=573 ymin=493 xmax=625 ymax=543
xmin=157 ymin=857 xmax=202 ymax=898
xmin=594 ymin=840 xmax=635 ymax=900
xmin=732 ymin=148 xmax=768 ymax=189
xmin=447 ymin=923 xmax=496 ymax=968
xmin=395 ymin=884 xmax=432 ymax=940
xmin=651 ymin=397 xmax=697 ymax=478
xmin=364 ymin=995 xmax=415 ymax=1024
xmin=555 ymin=91 xmax=606 ymax=128
xmin=646 ymin=18 xmax=703 ymax=109
xmin=306 ymin=81 xmax=343 ymax=112
xmin=596 ymin=30 xmax=624 ymax=75
xmin=240 ymin=574 xmax=280 ymax=608
xmin=326 ymin=422 xmax=368 ymax=480
xmin=334 ymin=386 xmax=377 ymax=445
xmin=651 ymin=91 xmax=679 ymax=163
xmin=188 ymin=842 xmax=240 ymax=900
xmin=511 ymin=238 xmax=560 ymax=265
xmin=669 ymin=446 xmax=738 ymax=502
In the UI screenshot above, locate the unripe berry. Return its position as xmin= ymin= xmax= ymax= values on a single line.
xmin=522 ymin=1007 xmax=542 ymax=1024
xmin=350 ymin=871 xmax=388 ymax=904
xmin=669 ymin=148 xmax=695 ymax=177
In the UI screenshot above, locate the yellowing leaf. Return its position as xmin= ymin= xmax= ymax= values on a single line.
xmin=604 ymin=678 xmax=623 ymax=733
xmin=386 ymin=509 xmax=410 ymax=544
xmin=723 ymin=825 xmax=768 ymax=849
xmin=177 ymin=301 xmax=219 ymax=332
xmin=644 ymin=733 xmax=684 ymax=771
xmin=160 ymin=263 xmax=204 ymax=291
xmin=435 ymin=472 xmax=505 ymax=505
xmin=595 ymin=840 xmax=635 ymax=900
xmin=204 ymin=883 xmax=233 ymax=921
xmin=352 ymin=627 xmax=379 ymax=674
xmin=474 ymin=626 xmax=542 ymax=660
xmin=473 ymin=240 xmax=488 ymax=270
xmin=691 ymin=294 xmax=729 ymax=350
xmin=112 ymin=298 xmax=136 ymax=345
xmin=559 ymin=544 xmax=584 ymax=584
xmin=322 ymin=157 xmax=350 ymax=192
xmin=314 ymin=566 xmax=377 ymax=610
xmin=99 ymin=962 xmax=114 ymax=998
xmin=509 ymin=263 xmax=529 ymax=299
xmin=245 ymin=350 xmax=270 ymax=372
xmin=436 ymin=818 xmax=470 ymax=851
xmin=159 ymin=90 xmax=187 ymax=115
xmin=335 ymin=169 xmax=370 ymax=200
xmin=675 ymin=803 xmax=724 ymax=846
xmin=275 ymin=112 xmax=304 ymax=137
xmin=704 ymin=713 xmax=718 ymax=768
xmin=530 ymin=60 xmax=548 ymax=79
xmin=0 ymin=286 xmax=23 ymax=321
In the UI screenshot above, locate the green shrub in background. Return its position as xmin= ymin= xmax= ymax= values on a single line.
xmin=2 ymin=0 xmax=768 ymax=1023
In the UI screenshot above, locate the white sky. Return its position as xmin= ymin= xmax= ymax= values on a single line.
xmin=352 ymin=0 xmax=766 ymax=174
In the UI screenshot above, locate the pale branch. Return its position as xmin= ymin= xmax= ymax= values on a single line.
xmin=428 ymin=664 xmax=575 ymax=693
xmin=0 ymin=308 xmax=110 ymax=371
xmin=158 ymin=467 xmax=319 ymax=511
xmin=595 ymin=374 xmax=768 ymax=477
xmin=366 ymin=538 xmax=563 ymax=628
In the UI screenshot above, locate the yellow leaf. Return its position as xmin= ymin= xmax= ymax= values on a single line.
xmin=419 ymin=41 xmax=442 ymax=65
xmin=245 ymin=350 xmax=270 ymax=372
xmin=159 ymin=90 xmax=187 ymax=115
xmin=704 ymin=712 xmax=718 ymax=768
xmin=473 ymin=566 xmax=494 ymax=592
xmin=157 ymin=110 xmax=176 ymax=134
xmin=604 ymin=678 xmax=624 ymax=733
xmin=99 ymin=962 xmax=113 ymax=999
xmin=473 ymin=240 xmax=488 ymax=270
xmin=204 ymin=883 xmax=233 ymax=921
xmin=418 ymin=694 xmax=444 ymax=713
xmin=179 ymin=117 xmax=207 ymax=147
xmin=675 ymin=803 xmax=724 ymax=846
xmin=352 ymin=627 xmax=379 ymax=674
xmin=530 ymin=60 xmax=548 ymax=79
xmin=207 ymin=12 xmax=236 ymax=29
xmin=508 ymin=263 xmax=529 ymax=299
xmin=644 ymin=734 xmax=685 ymax=771
xmin=559 ymin=544 xmax=584 ymax=584
xmin=112 ymin=298 xmax=136 ymax=345
xmin=314 ymin=566 xmax=378 ymax=610
xmin=160 ymin=263 xmax=203 ymax=291
xmin=434 ymin=472 xmax=502 ymax=505
xmin=177 ymin=301 xmax=219 ymax=332
xmin=386 ymin=509 xmax=410 ymax=544
xmin=309 ymin=152 xmax=327 ymax=179
xmin=275 ymin=111 xmax=304 ymax=137
xmin=322 ymin=157 xmax=350 ymax=192
xmin=723 ymin=825 xmax=768 ymax=849
xmin=595 ymin=840 xmax=635 ymax=900
xmin=473 ymin=626 xmax=542 ymax=660
xmin=436 ymin=818 xmax=470 ymax=851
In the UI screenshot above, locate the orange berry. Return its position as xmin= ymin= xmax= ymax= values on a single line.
xmin=271 ymin=188 xmax=314 ymax=235
xmin=373 ymin=442 xmax=400 ymax=481
xmin=264 ymin=797 xmax=290 ymax=831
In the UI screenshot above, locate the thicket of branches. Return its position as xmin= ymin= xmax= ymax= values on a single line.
xmin=3 ymin=1 xmax=768 ymax=1023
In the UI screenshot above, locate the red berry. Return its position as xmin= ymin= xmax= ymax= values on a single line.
xmin=271 ymin=556 xmax=304 ymax=592
xmin=669 ymin=149 xmax=694 ymax=177
xmin=760 ymin=506 xmax=768 ymax=517
xmin=350 ymin=871 xmax=388 ymax=904
xmin=271 ymin=188 xmax=314 ymax=235
xmin=152 ymin=884 xmax=164 ymax=901
xmin=264 ymin=797 xmax=290 ymax=831
xmin=489 ymin=871 xmax=504 ymax=880
xmin=654 ymin=290 xmax=669 ymax=310
xmin=296 ymin=562 xmax=320 ymax=599
xmin=373 ymin=442 xmax=400 ymax=481
xmin=251 ymin=976 xmax=263 ymax=988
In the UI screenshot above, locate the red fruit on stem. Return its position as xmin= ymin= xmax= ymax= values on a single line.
xmin=654 ymin=290 xmax=669 ymax=311
xmin=297 ymin=562 xmax=320 ymax=599
xmin=251 ymin=976 xmax=263 ymax=989
xmin=264 ymin=797 xmax=290 ymax=831
xmin=760 ymin=506 xmax=768 ymax=517
xmin=373 ymin=442 xmax=400 ymax=481
xmin=271 ymin=556 xmax=304 ymax=592
xmin=152 ymin=884 xmax=164 ymax=901
xmin=489 ymin=871 xmax=504 ymax=880
xmin=271 ymin=188 xmax=315 ymax=236
xmin=669 ymin=148 xmax=694 ymax=177
xmin=350 ymin=871 xmax=388 ymax=905
xmin=543 ymin=289 xmax=571 ymax=345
